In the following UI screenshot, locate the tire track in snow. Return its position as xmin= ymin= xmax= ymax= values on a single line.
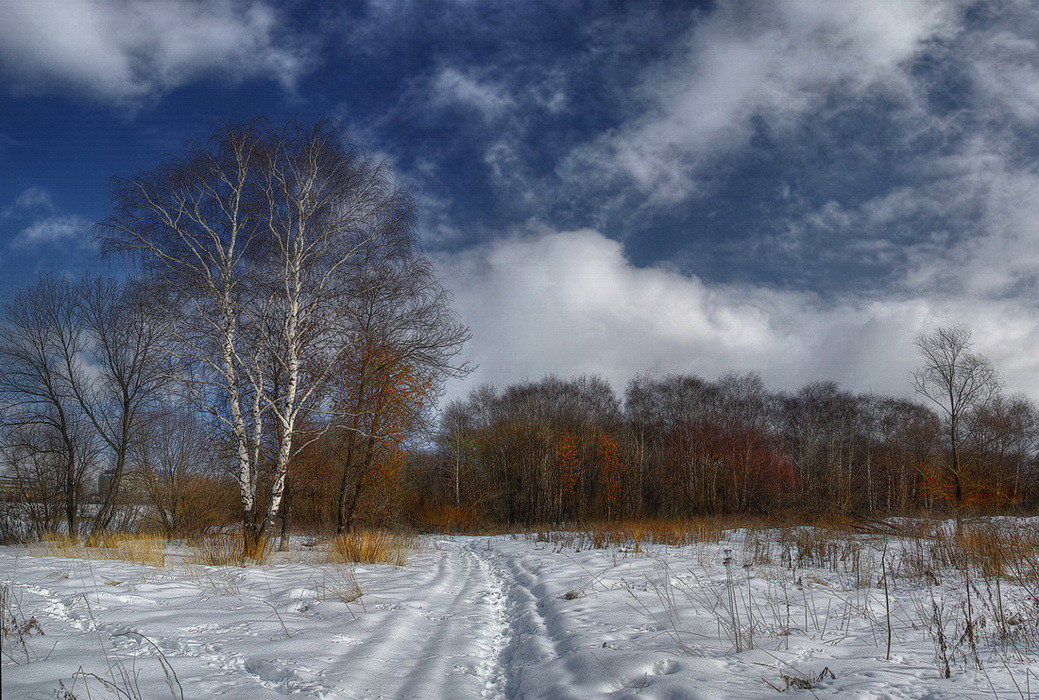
xmin=466 ymin=541 xmax=511 ymax=698
xmin=395 ymin=541 xmax=509 ymax=698
xmin=329 ymin=539 xmax=510 ymax=699
xmin=329 ymin=549 xmax=457 ymax=697
xmin=330 ymin=537 xmax=576 ymax=699
xmin=471 ymin=539 xmax=577 ymax=699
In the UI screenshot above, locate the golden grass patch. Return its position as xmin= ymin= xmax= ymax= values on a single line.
xmin=326 ymin=529 xmax=413 ymax=565
xmin=31 ymin=532 xmax=166 ymax=567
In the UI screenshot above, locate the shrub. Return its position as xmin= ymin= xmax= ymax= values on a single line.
xmin=416 ymin=504 xmax=483 ymax=532
xmin=327 ymin=529 xmax=413 ymax=565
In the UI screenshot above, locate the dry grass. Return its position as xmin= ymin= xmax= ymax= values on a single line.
xmin=773 ymin=526 xmax=864 ymax=573
xmin=529 ymin=517 xmax=793 ymax=552
xmin=416 ymin=504 xmax=484 ymax=532
xmin=317 ymin=565 xmax=364 ymax=605
xmin=892 ymin=521 xmax=1039 ymax=583
xmin=326 ymin=529 xmax=413 ymax=565
xmin=530 ymin=519 xmax=716 ymax=552
xmin=2 ymin=584 xmax=46 ymax=664
xmin=957 ymin=523 xmax=1039 ymax=579
xmin=522 ymin=516 xmax=1039 ymax=589
xmin=187 ymin=532 xmax=270 ymax=567
xmin=33 ymin=532 xmax=78 ymax=556
xmin=526 ymin=514 xmax=1039 ymax=680
xmin=31 ymin=532 xmax=166 ymax=567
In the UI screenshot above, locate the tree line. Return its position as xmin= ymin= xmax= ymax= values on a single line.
xmin=2 ymin=121 xmax=1037 ymax=549
xmin=418 ymin=327 xmax=1038 ymax=526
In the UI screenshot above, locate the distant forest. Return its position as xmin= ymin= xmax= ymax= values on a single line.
xmin=410 ymin=357 xmax=1035 ymax=529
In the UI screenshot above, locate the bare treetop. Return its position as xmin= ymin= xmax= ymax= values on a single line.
xmin=913 ymin=327 xmax=999 ymax=421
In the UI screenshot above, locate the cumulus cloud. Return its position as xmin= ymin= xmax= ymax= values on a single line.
xmin=411 ymin=1 xmax=1039 ymax=405
xmin=436 ymin=229 xmax=1039 ymax=403
xmin=0 ymin=0 xmax=312 ymax=104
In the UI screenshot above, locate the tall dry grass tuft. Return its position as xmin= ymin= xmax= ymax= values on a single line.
xmin=530 ymin=517 xmax=773 ymax=552
xmin=2 ymin=583 xmax=45 ymax=664
xmin=906 ymin=521 xmax=1039 ymax=582
xmin=317 ymin=565 xmax=364 ymax=605
xmin=327 ymin=529 xmax=413 ymax=565
xmin=31 ymin=532 xmax=166 ymax=566
xmin=774 ymin=526 xmax=863 ymax=574
xmin=35 ymin=532 xmax=79 ymax=556
xmin=188 ymin=532 xmax=270 ymax=567
xmin=957 ymin=523 xmax=1039 ymax=580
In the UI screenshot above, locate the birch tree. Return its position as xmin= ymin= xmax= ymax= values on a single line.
xmin=99 ymin=121 xmax=419 ymax=554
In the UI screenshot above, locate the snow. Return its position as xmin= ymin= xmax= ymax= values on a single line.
xmin=3 ymin=529 xmax=1039 ymax=698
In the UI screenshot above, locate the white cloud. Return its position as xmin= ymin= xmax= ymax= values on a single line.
xmin=966 ymin=1 xmax=1039 ymax=126
xmin=3 ymin=187 xmax=92 ymax=251
xmin=7 ymin=187 xmax=55 ymax=215
xmin=436 ymin=229 xmax=1039 ymax=403
xmin=2 ymin=186 xmax=55 ymax=219
xmin=10 ymin=215 xmax=92 ymax=250
xmin=771 ymin=133 xmax=1039 ymax=302
xmin=427 ymin=67 xmax=514 ymax=123
xmin=565 ymin=0 xmax=956 ymax=201
xmin=0 ymin=0 xmax=312 ymax=104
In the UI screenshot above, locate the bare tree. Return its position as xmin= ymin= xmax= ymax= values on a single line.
xmin=133 ymin=407 xmax=231 ymax=538
xmin=963 ymin=393 xmax=1039 ymax=506
xmin=0 ymin=277 xmax=96 ymax=535
xmin=913 ymin=326 xmax=999 ymax=509
xmin=99 ymin=121 xmax=423 ymax=554
xmin=64 ymin=277 xmax=167 ymax=532
xmin=436 ymin=376 xmax=620 ymax=525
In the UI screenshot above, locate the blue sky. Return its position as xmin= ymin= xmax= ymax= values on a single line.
xmin=3 ymin=0 xmax=1039 ymax=400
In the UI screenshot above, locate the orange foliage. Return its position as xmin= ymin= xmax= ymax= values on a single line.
xmin=360 ymin=343 xmax=434 ymax=520
xmin=556 ymin=432 xmax=580 ymax=505
xmin=415 ymin=504 xmax=483 ymax=531
xmin=597 ymin=433 xmax=625 ymax=518
xmin=920 ymin=461 xmax=1017 ymax=511
xmin=289 ymin=338 xmax=437 ymax=529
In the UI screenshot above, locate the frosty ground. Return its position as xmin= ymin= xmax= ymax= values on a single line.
xmin=4 ymin=525 xmax=1039 ymax=699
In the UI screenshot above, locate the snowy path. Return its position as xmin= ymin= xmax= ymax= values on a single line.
xmin=333 ymin=539 xmax=510 ymax=698
xmin=5 ymin=534 xmax=1039 ymax=698
xmin=1 ymin=539 xmax=544 ymax=699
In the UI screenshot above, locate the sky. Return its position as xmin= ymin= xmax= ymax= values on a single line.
xmin=3 ymin=0 xmax=1039 ymax=403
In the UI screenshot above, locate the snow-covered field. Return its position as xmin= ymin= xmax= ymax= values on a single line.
xmin=4 ymin=527 xmax=1039 ymax=698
